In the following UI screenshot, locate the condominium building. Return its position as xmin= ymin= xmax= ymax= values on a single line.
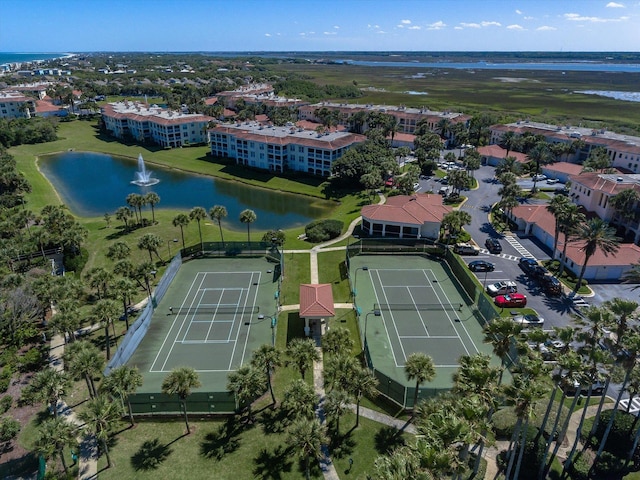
xmin=490 ymin=121 xmax=640 ymax=173
xmin=209 ymin=122 xmax=365 ymax=176
xmin=101 ymin=101 xmax=213 ymax=148
xmin=0 ymin=90 xmax=36 ymax=119
xmin=298 ymin=102 xmax=470 ymax=138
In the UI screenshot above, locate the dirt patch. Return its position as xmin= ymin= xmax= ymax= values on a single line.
xmin=0 ymin=371 xmax=40 ymax=478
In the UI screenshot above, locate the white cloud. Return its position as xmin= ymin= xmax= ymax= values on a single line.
xmin=396 ymin=24 xmax=404 ymax=28
xmin=427 ymin=21 xmax=446 ymax=30
xmin=334 ymin=25 xmax=340 ymax=29
xmin=299 ymin=32 xmax=305 ymax=36
xmin=606 ymin=2 xmax=625 ymax=7
xmin=264 ymin=33 xmax=271 ymax=37
xmin=367 ymin=24 xmax=380 ymax=29
xmin=377 ymin=30 xmax=387 ymax=34
xmin=515 ymin=9 xmax=522 ymax=14
xmin=460 ymin=22 xmax=481 ymax=28
xmin=564 ymin=12 xmax=628 ymax=22
xmin=323 ymin=31 xmax=337 ymax=35
xmin=454 ymin=26 xmax=463 ymax=30
xmin=401 ymin=19 xmax=411 ymax=24
xmin=481 ymin=21 xmax=502 ymax=27
xmin=524 ymin=16 xmax=534 ymax=20
xmin=507 ymin=24 xmax=525 ymax=30
xmin=536 ymin=25 xmax=557 ymax=31
xmin=408 ymin=25 xmax=422 ymax=30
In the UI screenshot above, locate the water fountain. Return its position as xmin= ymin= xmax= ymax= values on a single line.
xmin=131 ymin=153 xmax=160 ymax=186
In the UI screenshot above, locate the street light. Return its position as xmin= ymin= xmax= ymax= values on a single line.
xmin=363 ymin=309 xmax=381 ymax=349
xmin=353 ymin=266 xmax=369 ymax=297
xmin=167 ymin=238 xmax=178 ymax=258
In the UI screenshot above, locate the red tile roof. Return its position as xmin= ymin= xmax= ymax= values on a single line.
xmin=204 ymin=97 xmax=218 ymax=105
xmin=569 ymin=172 xmax=640 ymax=196
xmin=544 ymin=162 xmax=584 ymax=175
xmin=478 ymin=145 xmax=528 ymax=163
xmin=362 ymin=194 xmax=452 ymax=224
xmin=299 ymin=284 xmax=335 ymax=317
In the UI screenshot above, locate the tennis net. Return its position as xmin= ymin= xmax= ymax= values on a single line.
xmin=374 ymin=303 xmax=463 ymax=312
xmin=170 ymin=306 xmax=259 ymax=315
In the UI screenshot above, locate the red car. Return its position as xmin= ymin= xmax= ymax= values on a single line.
xmin=494 ymin=293 xmax=527 ymax=308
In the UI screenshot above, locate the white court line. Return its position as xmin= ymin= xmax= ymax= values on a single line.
xmin=372 ymin=269 xmax=406 ymax=367
xmin=426 ymin=270 xmax=479 ymax=356
xmin=399 ymin=335 xmax=460 ymax=339
xmin=228 ymin=271 xmax=261 ymax=370
xmin=150 ymin=271 xmax=206 ymax=372
xmin=180 ymin=288 xmax=217 ymax=343
xmin=406 ymin=284 xmax=430 ymax=336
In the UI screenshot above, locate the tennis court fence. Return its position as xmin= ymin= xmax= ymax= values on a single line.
xmin=105 ymin=253 xmax=183 ymax=375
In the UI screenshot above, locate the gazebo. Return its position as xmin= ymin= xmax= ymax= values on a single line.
xmin=299 ymin=284 xmax=335 ymax=337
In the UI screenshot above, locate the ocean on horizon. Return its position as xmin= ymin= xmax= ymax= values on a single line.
xmin=0 ymin=52 xmax=71 ymax=65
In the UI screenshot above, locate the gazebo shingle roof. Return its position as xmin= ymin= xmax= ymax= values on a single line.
xmin=299 ymin=284 xmax=335 ymax=317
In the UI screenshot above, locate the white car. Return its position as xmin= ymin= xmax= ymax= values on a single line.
xmin=546 ymin=178 xmax=559 ymax=184
xmin=486 ymin=281 xmax=518 ymax=297
xmin=413 ymin=182 xmax=421 ymax=191
xmin=532 ymin=174 xmax=547 ymax=181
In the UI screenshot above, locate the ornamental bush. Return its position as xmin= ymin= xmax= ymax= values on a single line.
xmin=305 ymin=219 xmax=344 ymax=243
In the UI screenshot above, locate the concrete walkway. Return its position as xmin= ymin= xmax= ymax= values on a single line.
xmin=49 ymin=325 xmax=101 ymax=480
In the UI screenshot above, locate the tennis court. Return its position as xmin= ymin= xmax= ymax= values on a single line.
xmin=350 ymin=254 xmax=497 ymax=402
xmin=126 ymin=257 xmax=278 ymax=398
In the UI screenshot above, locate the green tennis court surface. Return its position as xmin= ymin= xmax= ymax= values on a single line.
xmin=127 ymin=257 xmax=278 ymax=395
xmin=352 ymin=254 xmax=498 ymax=399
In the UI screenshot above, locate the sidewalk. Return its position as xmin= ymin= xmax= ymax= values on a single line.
xmin=49 ymin=325 xmax=101 ymax=480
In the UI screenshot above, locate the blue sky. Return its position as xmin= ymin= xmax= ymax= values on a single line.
xmin=1 ymin=0 xmax=639 ymax=52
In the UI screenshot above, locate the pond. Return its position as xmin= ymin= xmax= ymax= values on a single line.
xmin=38 ymin=152 xmax=334 ymax=230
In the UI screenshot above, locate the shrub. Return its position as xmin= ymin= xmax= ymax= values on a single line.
xmin=492 ymin=407 xmax=518 ymax=438
xmin=594 ymin=451 xmax=627 ymax=477
xmin=63 ymin=247 xmax=88 ymax=273
xmin=568 ymin=451 xmax=591 ymax=480
xmin=19 ymin=346 xmax=45 ymax=372
xmin=0 ymin=416 xmax=20 ymax=443
xmin=0 ymin=395 xmax=12 ymax=414
xmin=590 ymin=409 xmax=637 ymax=458
xmin=0 ymin=365 xmax=13 ymax=393
xmin=304 ymin=219 xmax=344 ymax=243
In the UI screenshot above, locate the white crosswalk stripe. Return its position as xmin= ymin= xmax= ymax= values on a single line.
xmin=503 ymin=235 xmax=535 ymax=259
xmin=620 ymin=398 xmax=640 ymax=414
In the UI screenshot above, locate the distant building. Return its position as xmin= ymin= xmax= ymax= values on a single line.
xmin=490 ymin=121 xmax=640 ymax=173
xmin=0 ymin=90 xmax=36 ymax=119
xmin=209 ymin=122 xmax=365 ymax=176
xmin=477 ymin=144 xmax=528 ymax=167
xmin=101 ymin=101 xmax=213 ymax=148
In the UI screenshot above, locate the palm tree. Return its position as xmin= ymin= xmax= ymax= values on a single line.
xmin=106 ymin=241 xmax=131 ymax=261
xmin=171 ymin=213 xmax=190 ymax=249
xmin=573 ymin=218 xmax=620 ymax=293
xmin=64 ymin=340 xmax=103 ymax=398
xmin=91 ymin=299 xmax=120 ymax=360
xmin=285 ymin=418 xmax=327 ymax=480
xmin=557 ymin=203 xmax=586 ymax=277
xmin=527 ymin=141 xmax=553 ymax=191
xmin=101 ymin=365 xmax=143 ymax=427
xmin=483 ymin=317 xmax=524 ymax=385
xmin=440 ymin=210 xmax=472 ymax=241
xmin=137 ymin=233 xmax=163 ymax=263
xmin=546 ymin=195 xmax=572 ymax=259
xmin=189 ymin=206 xmax=207 ymax=252
xmin=610 ymin=188 xmax=640 ymax=224
xmin=622 ymin=262 xmax=640 ymax=289
xmin=23 ymin=367 xmax=70 ymax=418
xmin=323 ymin=388 xmax=353 ymax=435
xmin=115 ymin=206 xmax=133 ymax=230
xmin=209 ymin=205 xmax=228 ymax=247
xmin=281 ymin=379 xmax=318 ymax=421
xmin=34 ymin=417 xmax=78 ymax=476
xmin=144 ymin=192 xmax=160 ymax=224
xmin=349 ymin=366 xmax=379 ymax=428
xmin=126 ymin=193 xmax=142 ymax=224
xmin=239 ymin=209 xmax=257 ymax=243
xmin=78 ymin=394 xmax=121 ymax=468
xmin=323 ymin=354 xmax=359 ymax=393
xmin=161 ymin=366 xmax=201 ymax=434
xmin=321 ymin=327 xmax=354 ymax=357
xmin=250 ymin=344 xmax=281 ymax=406
xmin=404 ymin=352 xmax=436 ymax=417
xmin=500 ymin=131 xmax=521 ymax=158
xmin=226 ymin=364 xmax=266 ymax=423
xmin=285 ymin=338 xmax=320 ymax=380
xmin=113 ymin=277 xmax=137 ymax=330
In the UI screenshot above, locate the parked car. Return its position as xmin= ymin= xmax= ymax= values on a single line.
xmin=531 ymin=265 xmax=550 ymax=280
xmin=494 ymin=293 xmax=527 ymax=308
xmin=518 ymin=257 xmax=538 ymax=276
xmin=486 ymin=281 xmax=517 ymax=297
xmin=562 ymin=377 xmax=606 ymax=396
xmin=468 ymin=260 xmax=495 ymax=272
xmin=485 ymin=238 xmax=502 ymax=254
xmin=546 ymin=178 xmax=559 ymax=184
xmin=413 ymin=182 xmax=421 ymax=191
xmin=541 ymin=275 xmax=563 ymax=296
xmin=512 ymin=313 xmax=544 ymax=326
xmin=532 ymin=174 xmax=547 ymax=181
xmin=453 ymin=243 xmax=480 ymax=255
